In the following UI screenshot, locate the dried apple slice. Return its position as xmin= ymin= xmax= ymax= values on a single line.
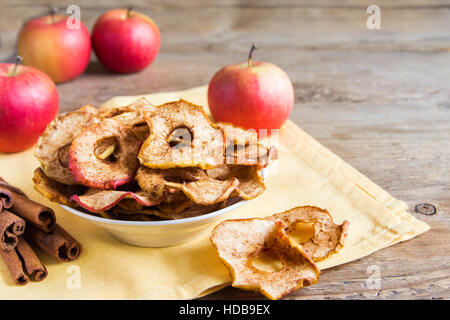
xmin=135 ymin=166 xmax=167 ymax=199
xmin=117 ymin=199 xmax=144 ymax=212
xmin=108 ymin=208 xmax=162 ymax=221
xmin=217 ymin=122 xmax=278 ymax=168
xmin=129 ymin=196 xmax=238 ymax=220
xmin=70 ymin=189 xmax=161 ymax=213
xmin=138 ymin=99 xmax=225 ymax=169
xmin=157 ymin=199 xmax=193 ymax=215
xmin=217 ymin=122 xmax=257 ymax=146
xmin=135 ymin=166 xmax=200 ymax=199
xmin=162 ymin=189 xmax=188 ymax=204
xmin=78 ymin=105 xmax=98 ymax=114
xmin=34 ymin=107 xmax=100 ymax=185
xmin=99 ymin=97 xmax=154 ymax=119
xmin=150 ymin=202 xmax=224 ymax=220
xmin=207 ymin=165 xmax=266 ymax=200
xmin=100 ymin=98 xmax=155 ymax=142
xmin=165 ymin=178 xmax=239 ymax=205
xmin=32 ymin=168 xmax=77 ymax=207
xmin=269 ymin=206 xmax=350 ymax=261
xmin=114 ymin=207 xmax=164 ymax=218
xmin=211 ymin=218 xmax=320 ymax=300
xmin=68 ymin=119 xmax=141 ymax=189
xmin=225 ymin=143 xmax=278 ymax=168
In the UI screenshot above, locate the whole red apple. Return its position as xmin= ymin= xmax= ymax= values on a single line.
xmin=17 ymin=10 xmax=91 ymax=83
xmin=208 ymin=44 xmax=294 ymax=135
xmin=92 ymin=8 xmax=160 ymax=74
xmin=0 ymin=58 xmax=59 ymax=153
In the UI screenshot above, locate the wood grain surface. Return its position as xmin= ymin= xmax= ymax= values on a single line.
xmin=0 ymin=0 xmax=448 ymax=300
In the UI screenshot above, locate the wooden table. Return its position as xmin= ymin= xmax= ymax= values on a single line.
xmin=1 ymin=0 xmax=448 ymax=299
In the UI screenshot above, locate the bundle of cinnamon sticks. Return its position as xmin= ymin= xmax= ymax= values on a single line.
xmin=0 ymin=177 xmax=82 ymax=285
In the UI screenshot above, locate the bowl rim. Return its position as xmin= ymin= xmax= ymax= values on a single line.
xmin=60 ymin=199 xmax=247 ymax=226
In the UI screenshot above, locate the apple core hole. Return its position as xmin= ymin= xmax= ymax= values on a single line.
xmin=168 ymin=126 xmax=193 ymax=148
xmin=287 ymin=222 xmax=315 ymax=244
xmin=94 ymin=137 xmax=119 ymax=162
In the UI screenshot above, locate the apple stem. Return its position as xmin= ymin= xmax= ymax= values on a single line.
xmin=10 ymin=56 xmax=22 ymax=77
xmin=50 ymin=6 xmax=58 ymax=24
xmin=248 ymin=43 xmax=258 ymax=68
xmin=127 ymin=6 xmax=133 ymax=18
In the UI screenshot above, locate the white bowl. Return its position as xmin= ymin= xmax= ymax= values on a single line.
xmin=60 ymin=200 xmax=246 ymax=247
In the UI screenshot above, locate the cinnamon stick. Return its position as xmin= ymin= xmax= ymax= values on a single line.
xmin=0 ymin=237 xmax=47 ymax=285
xmin=0 ymin=244 xmax=29 ymax=286
xmin=0 ymin=210 xmax=25 ymax=250
xmin=0 ymin=178 xmax=56 ymax=232
xmin=15 ymin=237 xmax=48 ymax=282
xmin=26 ymin=224 xmax=82 ymax=262
xmin=9 ymin=191 xmax=55 ymax=233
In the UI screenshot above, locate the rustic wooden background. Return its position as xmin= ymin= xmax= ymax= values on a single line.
xmin=1 ymin=0 xmax=449 ymax=299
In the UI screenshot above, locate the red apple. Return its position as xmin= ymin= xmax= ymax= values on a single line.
xmin=92 ymin=8 xmax=160 ymax=74
xmin=0 ymin=57 xmax=59 ymax=153
xmin=17 ymin=10 xmax=91 ymax=83
xmin=208 ymin=44 xmax=294 ymax=135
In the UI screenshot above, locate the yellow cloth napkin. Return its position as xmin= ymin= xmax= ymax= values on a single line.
xmin=0 ymin=86 xmax=429 ymax=299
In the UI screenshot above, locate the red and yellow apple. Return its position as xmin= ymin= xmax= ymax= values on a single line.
xmin=0 ymin=59 xmax=59 ymax=153
xmin=208 ymin=44 xmax=294 ymax=135
xmin=17 ymin=12 xmax=91 ymax=83
xmin=92 ymin=8 xmax=160 ymax=74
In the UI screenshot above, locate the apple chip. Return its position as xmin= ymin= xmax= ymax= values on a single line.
xmin=151 ymin=202 xmax=225 ymax=220
xmin=100 ymin=98 xmax=155 ymax=141
xmin=71 ymin=189 xmax=161 ymax=213
xmin=117 ymin=199 xmax=145 ymax=212
xmin=138 ymin=100 xmax=225 ymax=169
xmin=108 ymin=208 xmax=162 ymax=221
xmin=32 ymin=168 xmax=77 ymax=207
xmin=225 ymin=144 xmax=277 ymax=168
xmin=217 ymin=122 xmax=257 ymax=146
xmin=68 ymin=119 xmax=141 ymax=189
xmin=135 ymin=166 xmax=200 ymax=200
xmin=207 ymin=165 xmax=266 ymax=200
xmin=157 ymin=199 xmax=193 ymax=215
xmin=34 ymin=107 xmax=100 ymax=185
xmin=162 ymin=189 xmax=188 ymax=204
xmin=99 ymin=97 xmax=154 ymax=119
xmin=78 ymin=105 xmax=98 ymax=114
xmin=211 ymin=218 xmax=320 ymax=300
xmin=156 ymin=197 xmax=241 ymax=220
xmin=136 ymin=166 xmax=239 ymax=205
xmin=269 ymin=206 xmax=350 ymax=261
xmin=165 ymin=177 xmax=239 ymax=206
